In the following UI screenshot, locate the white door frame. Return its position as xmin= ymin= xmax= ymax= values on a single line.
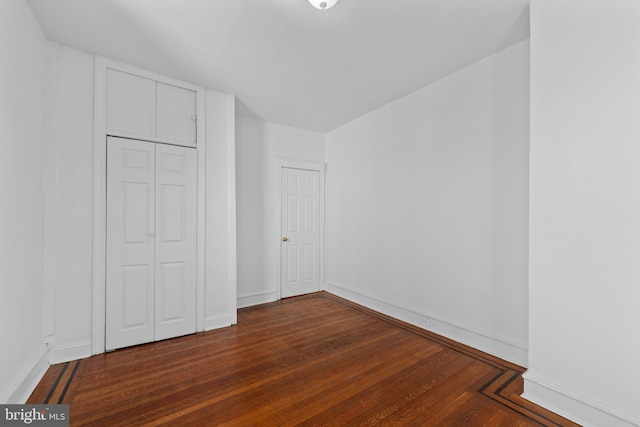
xmin=92 ymin=57 xmax=206 ymax=355
xmin=275 ymin=158 xmax=326 ymax=300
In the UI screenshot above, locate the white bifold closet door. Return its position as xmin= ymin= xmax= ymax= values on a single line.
xmin=106 ymin=136 xmax=197 ymax=351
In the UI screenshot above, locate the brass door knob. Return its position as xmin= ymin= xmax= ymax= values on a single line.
xmin=282 ymin=237 xmax=288 ymax=242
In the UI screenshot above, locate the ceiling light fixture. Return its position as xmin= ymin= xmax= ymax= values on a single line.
xmin=308 ymin=0 xmax=338 ymax=10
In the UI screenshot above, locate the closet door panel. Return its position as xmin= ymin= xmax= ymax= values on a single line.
xmin=156 ymin=82 xmax=197 ymax=147
xmin=154 ymin=144 xmax=197 ymax=340
xmin=107 ymin=70 xmax=155 ymax=137
xmin=106 ymin=137 xmax=156 ymax=350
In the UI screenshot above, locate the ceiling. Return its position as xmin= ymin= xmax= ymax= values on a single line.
xmin=26 ymin=0 xmax=530 ymax=133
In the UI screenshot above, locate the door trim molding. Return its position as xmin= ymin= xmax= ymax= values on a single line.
xmin=275 ymin=158 xmax=326 ymax=300
xmin=92 ymin=57 xmax=206 ymax=355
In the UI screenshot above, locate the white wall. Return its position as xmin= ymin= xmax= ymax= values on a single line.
xmin=525 ymin=1 xmax=640 ymax=426
xmin=44 ymin=43 xmax=95 ymax=363
xmin=324 ymin=41 xmax=530 ymax=366
xmin=205 ymin=90 xmax=237 ymax=328
xmin=235 ymin=115 xmax=325 ymax=307
xmin=0 ymin=0 xmax=49 ymax=403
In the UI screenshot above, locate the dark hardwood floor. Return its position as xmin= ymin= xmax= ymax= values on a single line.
xmin=29 ymin=292 xmax=579 ymax=426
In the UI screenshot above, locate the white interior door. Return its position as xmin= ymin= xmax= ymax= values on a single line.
xmin=106 ymin=137 xmax=156 ymax=350
xmin=106 ymin=136 xmax=197 ymax=350
xmin=154 ymin=143 xmax=197 ymax=341
xmin=281 ymin=168 xmax=320 ymax=298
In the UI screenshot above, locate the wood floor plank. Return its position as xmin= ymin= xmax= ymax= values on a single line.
xmin=27 ymin=362 xmax=66 ymax=404
xmin=28 ymin=292 xmax=579 ymax=426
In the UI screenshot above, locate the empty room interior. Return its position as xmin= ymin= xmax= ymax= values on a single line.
xmin=1 ymin=0 xmax=639 ymax=425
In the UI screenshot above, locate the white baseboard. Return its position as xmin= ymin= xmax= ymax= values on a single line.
xmin=523 ymin=372 xmax=640 ymax=427
xmin=323 ymin=281 xmax=528 ymax=367
xmin=237 ymin=291 xmax=278 ymax=309
xmin=49 ymin=341 xmax=92 ymax=365
xmin=205 ymin=314 xmax=233 ymax=331
xmin=3 ymin=344 xmax=50 ymax=403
